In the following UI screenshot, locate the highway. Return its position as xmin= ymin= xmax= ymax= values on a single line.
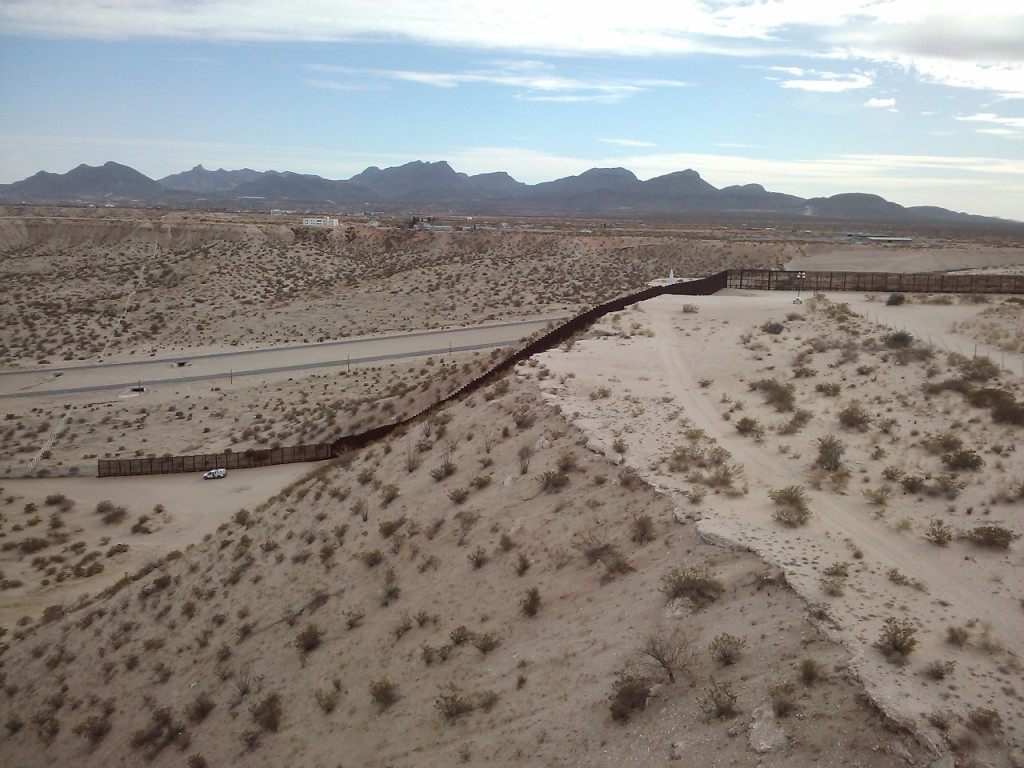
xmin=0 ymin=317 xmax=562 ymax=400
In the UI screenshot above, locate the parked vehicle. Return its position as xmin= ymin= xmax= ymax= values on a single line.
xmin=203 ymin=468 xmax=227 ymax=479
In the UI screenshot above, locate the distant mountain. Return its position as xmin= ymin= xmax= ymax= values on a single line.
xmin=0 ymin=159 xmax=1016 ymax=226
xmin=0 ymin=161 xmax=169 ymax=202
xmin=157 ymin=165 xmax=264 ymax=194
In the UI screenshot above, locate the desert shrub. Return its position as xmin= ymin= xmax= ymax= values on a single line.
xmin=618 ymin=467 xmax=646 ymax=490
xmin=814 ymin=434 xmax=845 ymax=471
xmin=538 ymin=470 xmax=569 ymax=493
xmin=130 ymin=707 xmax=188 ymax=759
xmin=885 ymin=330 xmax=914 ymax=348
xmin=369 ymin=679 xmax=399 ymax=709
xmin=609 ymin=673 xmax=652 ymax=722
xmin=837 ymin=401 xmax=872 ymax=430
xmin=862 ymin=487 xmax=892 ymax=506
xmin=450 ymin=625 xmax=472 ymax=645
xmin=941 ymin=449 xmax=984 ymax=472
xmin=878 ymin=617 xmax=918 ymax=662
xmin=964 ymin=524 xmax=1020 ymax=549
xmin=359 ymin=550 xmax=383 ymax=568
xmin=761 ymin=321 xmax=784 ymax=335
xmin=769 ymin=485 xmax=811 ymax=527
xmin=921 ymin=432 xmax=962 ymax=455
xmin=922 ymin=660 xmax=956 ymax=681
xmin=315 ymin=681 xmax=341 ymax=713
xmin=886 ymin=292 xmax=906 ymax=306
xmin=951 ymin=353 xmax=1000 ymax=382
xmin=735 ymin=416 xmax=762 ymax=436
xmin=968 ymin=708 xmax=1002 ymax=734
xmin=472 ymin=632 xmax=501 ymax=654
xmin=430 ymin=454 xmax=457 ymax=481
xmin=73 ymin=709 xmax=114 ymax=745
xmin=468 ymin=547 xmax=489 ymax=568
xmin=708 ymin=633 xmax=746 ymax=666
xmin=769 ymin=682 xmax=796 ymax=717
xmin=435 ymin=684 xmax=474 ymax=722
xmin=520 ymin=586 xmax=541 ymax=617
xmin=630 ymin=514 xmax=655 ymax=544
xmin=517 ymin=444 xmax=533 ymax=474
xmin=381 ymin=567 xmax=400 ymax=605
xmin=515 ymin=552 xmax=531 ymax=576
xmin=815 ymin=382 xmax=841 ymax=396
xmin=661 ymin=565 xmax=724 ymax=608
xmin=378 ymin=516 xmax=406 ymax=538
xmin=699 ymin=679 xmax=738 ymax=721
xmin=447 ymin=487 xmax=469 ymax=504
xmin=798 ymin=658 xmax=820 ymax=685
xmin=900 ymin=474 xmax=926 ymax=493
xmin=820 ymin=576 xmax=845 ymax=596
xmin=751 ymin=378 xmax=795 ymax=412
xmin=295 ymin=624 xmax=324 ymax=656
xmin=379 ymin=484 xmax=399 ymax=506
xmin=924 ymin=518 xmax=953 ymax=546
xmin=640 ymin=631 xmax=693 ymax=684
xmin=946 ymin=625 xmax=970 ymax=647
xmin=185 ymin=692 xmax=215 ymax=723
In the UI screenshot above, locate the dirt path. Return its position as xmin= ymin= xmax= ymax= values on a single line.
xmin=539 ymin=293 xmax=1024 ymax=758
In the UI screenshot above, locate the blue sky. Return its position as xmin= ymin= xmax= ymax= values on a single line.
xmin=1 ymin=1 xmax=1022 ymax=219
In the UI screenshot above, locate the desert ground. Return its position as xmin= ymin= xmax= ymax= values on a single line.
xmin=1 ymin=207 xmax=1023 ymax=767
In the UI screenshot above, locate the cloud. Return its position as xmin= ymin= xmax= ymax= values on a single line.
xmin=303 ymin=61 xmax=686 ymax=103
xmin=956 ymin=113 xmax=1024 ymax=135
xmin=777 ymin=70 xmax=873 ymax=92
xmin=864 ymin=97 xmax=895 ymax=108
xmin=600 ymin=138 xmax=656 ymax=147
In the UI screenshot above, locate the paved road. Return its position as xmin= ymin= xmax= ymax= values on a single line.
xmin=0 ymin=317 xmax=562 ymax=400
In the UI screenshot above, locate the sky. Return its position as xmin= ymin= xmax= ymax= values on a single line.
xmin=0 ymin=1 xmax=1022 ymax=220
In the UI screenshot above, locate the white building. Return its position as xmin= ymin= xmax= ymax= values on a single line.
xmin=302 ymin=217 xmax=339 ymax=228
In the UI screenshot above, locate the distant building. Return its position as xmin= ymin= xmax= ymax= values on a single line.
xmin=302 ymin=217 xmax=339 ymax=228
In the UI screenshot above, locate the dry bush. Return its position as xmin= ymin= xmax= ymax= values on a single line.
xmin=435 ymin=684 xmax=474 ymax=722
xmin=661 ymin=564 xmax=724 ymax=608
xmin=295 ymin=624 xmax=324 ymax=657
xmin=185 ymin=692 xmax=215 ymax=723
xmin=708 ymin=633 xmax=746 ymax=666
xmin=538 ymin=470 xmax=570 ymax=493
xmin=769 ymin=682 xmax=796 ymax=717
xmin=922 ymin=660 xmax=956 ymax=681
xmin=751 ymin=378 xmax=795 ymax=411
xmin=925 ymin=519 xmax=953 ymax=546
xmin=814 ymin=434 xmax=845 ymax=471
xmin=520 ymin=586 xmax=541 ymax=617
xmin=609 ymin=673 xmax=652 ymax=722
xmin=942 ymin=449 xmax=984 ymax=472
xmin=641 ymin=630 xmax=693 ymax=684
xmin=878 ymin=617 xmax=918 ymax=663
xmin=837 ymin=401 xmax=872 ymax=430
xmin=699 ymin=679 xmax=739 ymax=721
xmin=630 ymin=513 xmax=655 ymax=544
xmin=369 ymin=679 xmax=399 ymax=709
xmin=964 ymin=524 xmax=1020 ymax=549
xmin=798 ymin=658 xmax=820 ymax=685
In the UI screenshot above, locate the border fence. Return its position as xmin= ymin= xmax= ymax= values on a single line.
xmin=97 ymin=267 xmax=1023 ymax=477
xmin=727 ymin=269 xmax=1024 ymax=294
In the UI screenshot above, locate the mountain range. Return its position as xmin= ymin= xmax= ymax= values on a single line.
xmin=0 ymin=160 xmax=1013 ymax=225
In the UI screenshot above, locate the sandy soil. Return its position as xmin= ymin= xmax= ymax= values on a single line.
xmin=538 ymin=291 xmax=1024 ymax=765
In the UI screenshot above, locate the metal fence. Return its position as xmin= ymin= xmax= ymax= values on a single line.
xmin=97 ymin=443 xmax=332 ymax=477
xmin=727 ymin=269 xmax=1024 ymax=294
xmin=95 ymin=264 xmax=1019 ymax=477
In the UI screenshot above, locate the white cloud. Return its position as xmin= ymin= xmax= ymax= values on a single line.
xmin=864 ymin=97 xmax=895 ymax=108
xmin=302 ymin=61 xmax=686 ymax=103
xmin=778 ymin=71 xmax=872 ymax=92
xmin=600 ymin=138 xmax=656 ymax=147
xmin=956 ymin=113 xmax=1024 ymax=136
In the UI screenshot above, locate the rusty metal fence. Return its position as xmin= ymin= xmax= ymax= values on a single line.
xmin=96 ymin=265 xmax=1021 ymax=477
xmin=97 ymin=443 xmax=331 ymax=477
xmin=727 ymin=269 xmax=1024 ymax=294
